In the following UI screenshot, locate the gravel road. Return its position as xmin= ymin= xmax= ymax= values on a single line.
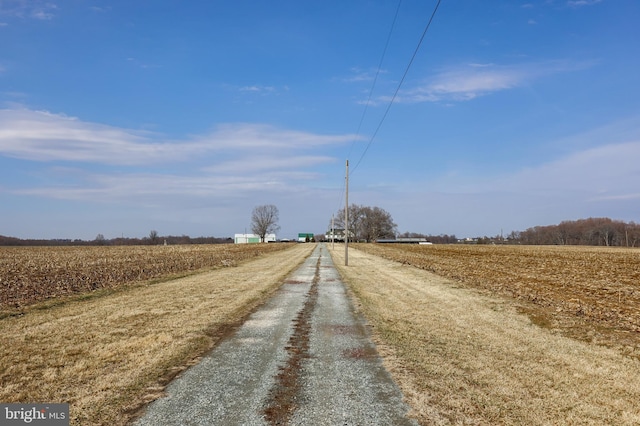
xmin=134 ymin=243 xmax=416 ymax=425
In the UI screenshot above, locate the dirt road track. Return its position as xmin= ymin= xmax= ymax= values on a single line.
xmin=134 ymin=243 xmax=416 ymax=425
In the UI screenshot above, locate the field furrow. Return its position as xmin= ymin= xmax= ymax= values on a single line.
xmin=0 ymin=244 xmax=292 ymax=310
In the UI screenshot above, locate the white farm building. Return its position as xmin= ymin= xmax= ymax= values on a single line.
xmin=234 ymin=233 xmax=276 ymax=244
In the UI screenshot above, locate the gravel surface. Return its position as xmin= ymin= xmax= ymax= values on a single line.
xmin=134 ymin=243 xmax=416 ymax=425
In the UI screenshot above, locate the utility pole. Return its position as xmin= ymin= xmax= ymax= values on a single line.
xmin=345 ymin=159 xmax=349 ymax=266
xmin=626 ymin=227 xmax=629 ymax=247
xmin=331 ymin=214 xmax=335 ymax=250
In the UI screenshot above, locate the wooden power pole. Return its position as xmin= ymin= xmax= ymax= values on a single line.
xmin=345 ymin=159 xmax=349 ymax=266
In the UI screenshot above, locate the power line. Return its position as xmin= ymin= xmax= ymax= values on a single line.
xmin=332 ymin=0 xmax=442 ymax=232
xmin=347 ymin=0 xmax=403 ymax=160
xmin=350 ymin=0 xmax=442 ymax=174
xmin=335 ymin=0 xmax=404 ymax=219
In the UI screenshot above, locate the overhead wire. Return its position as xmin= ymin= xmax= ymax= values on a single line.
xmin=333 ymin=0 xmax=403 ymax=219
xmin=346 ymin=0 xmax=403 ymax=160
xmin=335 ymin=0 xmax=403 ymax=217
xmin=350 ymin=0 xmax=442 ymax=174
xmin=332 ymin=0 xmax=442 ymax=229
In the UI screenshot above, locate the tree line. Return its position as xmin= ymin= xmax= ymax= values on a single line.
xmin=400 ymin=218 xmax=640 ymax=247
xmin=0 ymin=233 xmax=233 ymax=246
xmin=510 ymin=217 xmax=640 ymax=247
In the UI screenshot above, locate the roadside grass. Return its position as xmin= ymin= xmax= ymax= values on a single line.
xmin=0 ymin=243 xmax=315 ymax=425
xmin=330 ymin=245 xmax=640 ymax=425
xmin=354 ymin=243 xmax=640 ymax=355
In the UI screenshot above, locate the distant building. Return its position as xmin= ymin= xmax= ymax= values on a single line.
xmin=298 ymin=233 xmax=315 ymax=242
xmin=324 ymin=228 xmax=353 ymax=242
xmin=234 ymin=233 xmax=276 ymax=244
xmin=458 ymin=237 xmax=478 ymax=244
xmin=376 ymin=237 xmax=431 ymax=244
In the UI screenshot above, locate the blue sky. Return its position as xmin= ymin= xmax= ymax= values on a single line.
xmin=1 ymin=0 xmax=639 ymax=240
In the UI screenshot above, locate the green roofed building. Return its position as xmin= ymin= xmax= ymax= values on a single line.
xmin=298 ymin=233 xmax=314 ymax=242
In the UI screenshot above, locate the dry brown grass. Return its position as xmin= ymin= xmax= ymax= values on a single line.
xmin=330 ymin=244 xmax=640 ymax=425
xmin=354 ymin=243 xmax=640 ymax=356
xmin=0 ymin=243 xmax=315 ymax=425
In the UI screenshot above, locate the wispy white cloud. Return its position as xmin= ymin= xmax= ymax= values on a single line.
xmin=342 ymin=67 xmax=388 ymax=83
xmin=31 ymin=7 xmax=56 ymax=20
xmin=207 ymin=155 xmax=336 ymax=174
xmin=90 ymin=6 xmax=110 ymax=13
xmin=567 ymin=0 xmax=602 ymax=7
xmin=432 ymin=136 xmax=640 ymax=205
xmin=502 ymin=141 xmax=640 ymax=197
xmin=0 ymin=109 xmax=170 ymax=164
xmin=0 ymin=108 xmax=355 ymax=207
xmin=126 ymin=57 xmax=162 ymax=69
xmin=381 ymin=60 xmax=592 ymax=103
xmin=202 ymin=123 xmax=357 ymax=150
xmin=0 ymin=109 xmax=357 ymax=165
xmin=15 ymin=172 xmax=292 ymax=202
xmin=237 ymin=85 xmax=290 ymax=95
xmin=239 ymin=85 xmax=276 ymax=93
xmin=0 ymin=1 xmax=58 ymax=20
xmin=10 ymin=162 xmax=335 ymax=207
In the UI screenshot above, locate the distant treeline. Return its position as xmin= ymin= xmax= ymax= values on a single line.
xmin=0 ymin=234 xmax=233 ymax=246
xmin=401 ymin=217 xmax=640 ymax=247
xmin=512 ymin=217 xmax=640 ymax=247
xmin=3 ymin=217 xmax=639 ymax=247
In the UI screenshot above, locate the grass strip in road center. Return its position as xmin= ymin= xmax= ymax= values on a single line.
xmin=263 ymin=254 xmax=321 ymax=424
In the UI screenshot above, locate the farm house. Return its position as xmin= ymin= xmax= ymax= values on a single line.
xmin=234 ymin=233 xmax=276 ymax=244
xmin=325 ymin=228 xmax=347 ymax=242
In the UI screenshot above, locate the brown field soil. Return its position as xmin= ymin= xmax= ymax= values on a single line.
xmin=0 ymin=243 xmax=314 ymax=425
xmin=0 ymin=243 xmax=292 ymax=310
xmin=353 ymin=243 xmax=640 ymax=356
xmin=330 ymin=245 xmax=640 ymax=425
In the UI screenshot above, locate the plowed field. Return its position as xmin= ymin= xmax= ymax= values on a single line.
xmin=0 ymin=244 xmax=291 ymax=310
xmin=354 ymin=243 xmax=640 ymax=356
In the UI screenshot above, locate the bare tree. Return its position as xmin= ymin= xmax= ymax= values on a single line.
xmin=333 ymin=204 xmax=396 ymax=242
xmin=149 ymin=230 xmax=159 ymax=245
xmin=251 ymin=205 xmax=280 ymax=242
